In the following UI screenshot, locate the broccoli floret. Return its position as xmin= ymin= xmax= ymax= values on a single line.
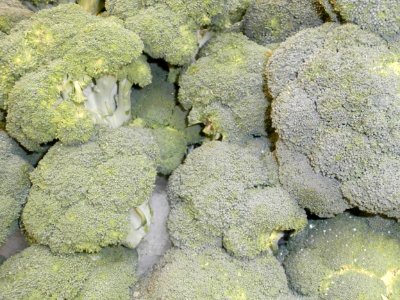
xmin=22 ymin=126 xmax=159 ymax=253
xmin=0 ymin=0 xmax=32 ymax=34
xmin=267 ymin=23 xmax=400 ymax=219
xmin=284 ymin=213 xmax=400 ymax=299
xmin=275 ymin=141 xmax=349 ymax=218
xmin=0 ymin=245 xmax=137 ymax=299
xmin=0 ymin=130 xmax=32 ymax=247
xmin=178 ymin=32 xmax=271 ymax=142
xmin=134 ymin=247 xmax=293 ymax=299
xmin=124 ymin=5 xmax=199 ymax=65
xmin=131 ymin=64 xmax=184 ymax=130
xmin=243 ymin=0 xmax=323 ymax=45
xmin=1 ymin=4 xmax=151 ymax=150
xmin=150 ymin=127 xmax=188 ymax=176
xmin=168 ymin=141 xmax=307 ymax=258
xmin=319 ymin=0 xmax=400 ymax=41
xmin=131 ymin=63 xmax=201 ymax=175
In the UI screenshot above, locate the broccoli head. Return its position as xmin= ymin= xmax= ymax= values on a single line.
xmin=168 ymin=141 xmax=307 ymax=258
xmin=0 ymin=245 xmax=138 ymax=299
xmin=178 ymin=33 xmax=271 ymax=142
xmin=243 ymin=0 xmax=323 ymax=45
xmin=267 ymin=23 xmax=400 ymax=219
xmin=134 ymin=247 xmax=293 ymax=299
xmin=131 ymin=63 xmax=201 ymax=175
xmin=284 ymin=213 xmax=400 ymax=299
xmin=22 ymin=126 xmax=160 ymax=253
xmin=319 ymin=0 xmax=400 ymax=41
xmin=105 ymin=0 xmax=249 ymax=65
xmin=0 ymin=0 xmax=32 ymax=34
xmin=1 ymin=4 xmax=151 ymax=150
xmin=0 ymin=130 xmax=32 ymax=247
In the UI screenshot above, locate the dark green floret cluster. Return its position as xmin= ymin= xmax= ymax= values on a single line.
xmin=1 ymin=0 xmax=400 ymax=299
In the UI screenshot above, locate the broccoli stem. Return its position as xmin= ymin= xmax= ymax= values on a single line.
xmin=77 ymin=0 xmax=105 ymax=15
xmin=124 ymin=201 xmax=152 ymax=249
xmin=83 ymin=75 xmax=132 ymax=129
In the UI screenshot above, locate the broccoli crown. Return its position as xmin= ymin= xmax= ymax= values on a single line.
xmin=320 ymin=0 xmax=400 ymax=41
xmin=124 ymin=4 xmax=198 ymax=65
xmin=0 ymin=130 xmax=32 ymax=247
xmin=22 ymin=126 xmax=159 ymax=253
xmin=178 ymin=32 xmax=270 ymax=142
xmin=284 ymin=213 xmax=400 ymax=299
xmin=134 ymin=247 xmax=292 ymax=299
xmin=168 ymin=141 xmax=306 ymax=258
xmin=131 ymin=63 xmax=201 ymax=175
xmin=267 ymin=23 xmax=400 ymax=219
xmin=0 ymin=0 xmax=33 ymax=34
xmin=2 ymin=4 xmax=151 ymax=150
xmin=0 ymin=245 xmax=137 ymax=299
xmin=105 ymin=0 xmax=251 ymax=65
xmin=105 ymin=0 xmax=247 ymax=27
xmin=243 ymin=0 xmax=323 ymax=45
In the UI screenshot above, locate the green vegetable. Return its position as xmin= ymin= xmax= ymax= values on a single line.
xmin=319 ymin=0 xmax=400 ymax=41
xmin=284 ymin=213 xmax=400 ymax=299
xmin=268 ymin=23 xmax=400 ymax=218
xmin=168 ymin=141 xmax=306 ymax=258
xmin=131 ymin=64 xmax=201 ymax=175
xmin=0 ymin=245 xmax=138 ymax=299
xmin=0 ymin=130 xmax=32 ymax=247
xmin=134 ymin=247 xmax=293 ymax=299
xmin=1 ymin=4 xmax=151 ymax=150
xmin=179 ymin=33 xmax=271 ymax=142
xmin=243 ymin=0 xmax=323 ymax=45
xmin=22 ymin=126 xmax=159 ymax=253
xmin=0 ymin=0 xmax=32 ymax=34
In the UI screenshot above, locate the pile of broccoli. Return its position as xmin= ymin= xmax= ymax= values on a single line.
xmin=1 ymin=0 xmax=400 ymax=299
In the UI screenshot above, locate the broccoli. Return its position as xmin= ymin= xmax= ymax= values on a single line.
xmin=0 ymin=0 xmax=32 ymax=34
xmin=22 ymin=126 xmax=159 ymax=253
xmin=0 ymin=130 xmax=32 ymax=247
xmin=275 ymin=141 xmax=349 ymax=218
xmin=168 ymin=141 xmax=307 ymax=258
xmin=319 ymin=0 xmax=400 ymax=41
xmin=178 ymin=32 xmax=271 ymax=142
xmin=1 ymin=4 xmax=151 ymax=150
xmin=267 ymin=23 xmax=400 ymax=219
xmin=284 ymin=213 xmax=400 ymax=299
xmin=134 ymin=247 xmax=293 ymax=299
xmin=243 ymin=0 xmax=323 ymax=45
xmin=105 ymin=0 xmax=249 ymax=65
xmin=0 ymin=245 xmax=138 ymax=299
xmin=131 ymin=63 xmax=201 ymax=175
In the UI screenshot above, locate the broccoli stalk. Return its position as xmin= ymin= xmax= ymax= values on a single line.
xmin=83 ymin=76 xmax=132 ymax=129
